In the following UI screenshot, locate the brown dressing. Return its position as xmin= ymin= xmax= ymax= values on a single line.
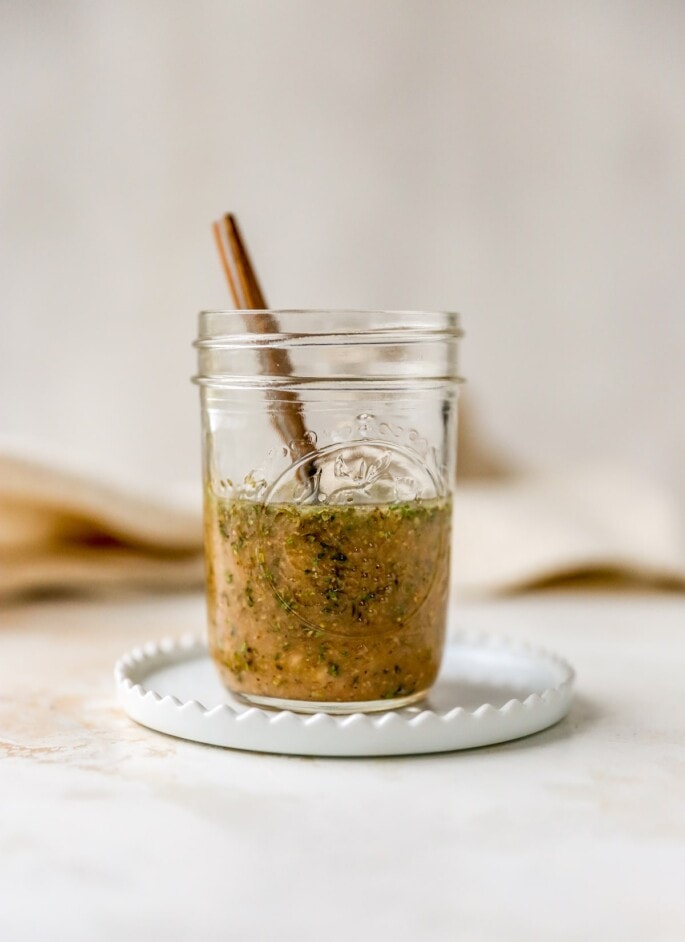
xmin=205 ymin=496 xmax=452 ymax=705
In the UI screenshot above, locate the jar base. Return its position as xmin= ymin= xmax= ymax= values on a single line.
xmin=235 ymin=689 xmax=428 ymax=715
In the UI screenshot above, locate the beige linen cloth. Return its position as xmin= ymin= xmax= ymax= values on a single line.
xmin=1 ymin=438 xmax=684 ymax=601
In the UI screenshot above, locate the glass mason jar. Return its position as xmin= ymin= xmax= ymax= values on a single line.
xmin=193 ymin=311 xmax=463 ymax=713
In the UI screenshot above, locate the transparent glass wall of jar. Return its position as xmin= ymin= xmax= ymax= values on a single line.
xmin=193 ymin=311 xmax=463 ymax=713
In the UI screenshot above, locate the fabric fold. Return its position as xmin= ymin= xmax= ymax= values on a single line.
xmin=1 ymin=441 xmax=683 ymax=600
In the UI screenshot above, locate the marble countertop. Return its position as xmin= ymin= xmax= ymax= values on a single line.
xmin=1 ymin=588 xmax=684 ymax=941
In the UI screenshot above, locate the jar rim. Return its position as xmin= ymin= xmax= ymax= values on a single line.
xmin=196 ymin=309 xmax=463 ymax=346
xmin=194 ymin=310 xmax=463 ymax=387
xmin=199 ymin=308 xmax=462 ymax=318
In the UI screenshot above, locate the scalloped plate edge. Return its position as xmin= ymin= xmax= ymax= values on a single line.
xmin=115 ymin=633 xmax=575 ymax=756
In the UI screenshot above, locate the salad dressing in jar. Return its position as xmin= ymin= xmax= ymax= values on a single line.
xmin=194 ymin=310 xmax=462 ymax=713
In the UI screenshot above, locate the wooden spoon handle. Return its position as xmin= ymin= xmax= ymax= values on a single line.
xmin=212 ymin=214 xmax=312 ymax=466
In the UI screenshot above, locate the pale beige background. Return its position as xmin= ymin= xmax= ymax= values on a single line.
xmin=1 ymin=1 xmax=684 ymax=502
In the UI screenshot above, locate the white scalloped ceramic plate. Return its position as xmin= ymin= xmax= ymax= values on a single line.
xmin=114 ymin=634 xmax=575 ymax=756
